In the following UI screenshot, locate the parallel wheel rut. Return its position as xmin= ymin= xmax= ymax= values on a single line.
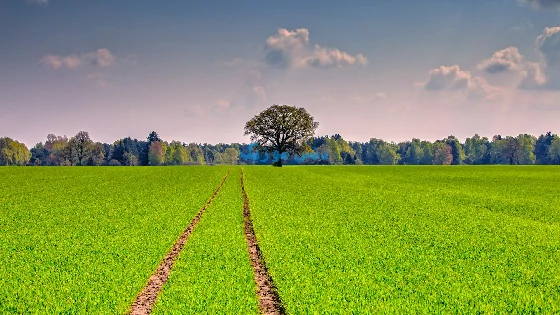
xmin=128 ymin=169 xmax=231 ymax=315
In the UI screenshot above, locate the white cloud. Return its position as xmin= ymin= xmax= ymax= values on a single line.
xmin=512 ymin=27 xmax=560 ymax=89
xmin=264 ymin=28 xmax=368 ymax=69
xmin=422 ymin=65 xmax=501 ymax=101
xmin=41 ymin=48 xmax=116 ymax=70
xmin=90 ymin=49 xmax=116 ymax=67
xmin=518 ymin=62 xmax=547 ymax=89
xmin=536 ymin=27 xmax=560 ymax=67
xmin=476 ymin=28 xmax=560 ymax=89
xmin=467 ymin=76 xmax=502 ymax=101
xmin=424 ymin=65 xmax=471 ymax=90
xmin=519 ymin=0 xmax=560 ymax=10
xmin=41 ymin=55 xmax=63 ymax=69
xmin=477 ymin=47 xmax=524 ymax=73
xmin=63 ymin=55 xmax=82 ymax=69
xmin=304 ymin=45 xmax=368 ymax=68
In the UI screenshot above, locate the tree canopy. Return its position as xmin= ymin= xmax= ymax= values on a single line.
xmin=3 ymin=128 xmax=560 ymax=167
xmin=244 ymin=104 xmax=319 ymax=167
xmin=0 ymin=137 xmax=31 ymax=166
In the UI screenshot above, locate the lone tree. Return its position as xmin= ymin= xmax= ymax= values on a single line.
xmin=244 ymin=104 xmax=319 ymax=167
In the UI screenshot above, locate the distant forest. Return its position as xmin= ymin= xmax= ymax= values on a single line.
xmin=1 ymin=131 xmax=560 ymax=166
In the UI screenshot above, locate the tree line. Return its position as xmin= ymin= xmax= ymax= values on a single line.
xmin=1 ymin=131 xmax=560 ymax=166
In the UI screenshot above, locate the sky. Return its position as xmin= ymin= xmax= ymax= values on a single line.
xmin=2 ymin=0 xmax=560 ymax=147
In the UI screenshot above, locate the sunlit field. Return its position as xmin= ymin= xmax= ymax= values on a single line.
xmin=1 ymin=166 xmax=559 ymax=314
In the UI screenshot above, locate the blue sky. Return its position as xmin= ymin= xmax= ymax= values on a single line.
xmin=2 ymin=0 xmax=560 ymax=147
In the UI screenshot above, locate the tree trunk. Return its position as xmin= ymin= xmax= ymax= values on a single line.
xmin=273 ymin=151 xmax=283 ymax=167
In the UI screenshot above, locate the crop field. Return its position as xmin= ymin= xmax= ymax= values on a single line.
xmin=152 ymin=168 xmax=258 ymax=314
xmin=243 ymin=166 xmax=560 ymax=313
xmin=1 ymin=165 xmax=560 ymax=314
xmin=0 ymin=166 xmax=228 ymax=314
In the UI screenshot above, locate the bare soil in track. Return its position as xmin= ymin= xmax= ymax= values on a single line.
xmin=128 ymin=170 xmax=231 ymax=315
xmin=241 ymin=170 xmax=286 ymax=315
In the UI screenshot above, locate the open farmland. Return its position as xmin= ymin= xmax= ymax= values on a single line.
xmin=244 ymin=166 xmax=560 ymax=313
xmin=1 ymin=166 xmax=560 ymax=314
xmin=152 ymin=168 xmax=258 ymax=314
xmin=0 ymin=166 xmax=228 ymax=314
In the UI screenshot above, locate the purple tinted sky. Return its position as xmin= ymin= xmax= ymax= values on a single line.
xmin=1 ymin=0 xmax=560 ymax=147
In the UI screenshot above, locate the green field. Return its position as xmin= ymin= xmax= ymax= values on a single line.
xmin=152 ymin=168 xmax=258 ymax=314
xmin=1 ymin=166 xmax=560 ymax=314
xmin=0 ymin=166 xmax=228 ymax=314
xmin=244 ymin=166 xmax=560 ymax=313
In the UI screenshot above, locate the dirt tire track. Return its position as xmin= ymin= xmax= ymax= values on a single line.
xmin=128 ymin=169 xmax=232 ymax=315
xmin=241 ymin=169 xmax=287 ymax=315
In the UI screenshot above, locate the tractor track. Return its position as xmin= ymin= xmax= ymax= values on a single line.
xmin=128 ymin=169 xmax=231 ymax=315
xmin=241 ymin=170 xmax=286 ymax=315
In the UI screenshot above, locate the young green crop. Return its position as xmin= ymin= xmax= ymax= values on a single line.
xmin=243 ymin=166 xmax=560 ymax=313
xmin=0 ymin=166 xmax=229 ymax=314
xmin=3 ymin=165 xmax=560 ymax=314
xmin=152 ymin=168 xmax=258 ymax=314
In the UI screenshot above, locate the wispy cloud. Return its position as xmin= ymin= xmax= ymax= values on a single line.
xmin=221 ymin=58 xmax=244 ymax=67
xmin=238 ymin=70 xmax=268 ymax=109
xmin=26 ymin=0 xmax=49 ymax=5
xmin=86 ymin=72 xmax=108 ymax=88
xmin=216 ymin=58 xmax=260 ymax=68
xmin=185 ymin=100 xmax=235 ymax=117
xmin=511 ymin=18 xmax=534 ymax=31
xmin=351 ymin=92 xmax=388 ymax=104
xmin=245 ymin=70 xmax=262 ymax=86
xmin=41 ymin=49 xmax=116 ymax=70
xmin=213 ymin=99 xmax=231 ymax=113
xmin=264 ymin=28 xmax=368 ymax=69
xmin=122 ymin=53 xmax=138 ymax=66
xmin=249 ymin=85 xmax=268 ymax=108
xmin=184 ymin=104 xmax=203 ymax=117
